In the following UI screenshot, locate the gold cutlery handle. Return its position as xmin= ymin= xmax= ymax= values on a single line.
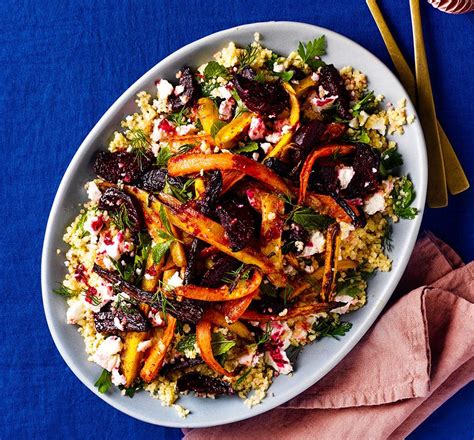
xmin=366 ymin=0 xmax=469 ymax=197
xmin=410 ymin=0 xmax=448 ymax=207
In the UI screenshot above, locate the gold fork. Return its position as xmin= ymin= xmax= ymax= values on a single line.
xmin=367 ymin=0 xmax=469 ymax=205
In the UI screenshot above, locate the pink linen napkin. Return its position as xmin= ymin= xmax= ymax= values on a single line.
xmin=183 ymin=232 xmax=474 ymax=440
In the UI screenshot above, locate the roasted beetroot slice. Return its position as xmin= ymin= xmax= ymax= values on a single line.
xmin=343 ymin=143 xmax=380 ymax=199
xmin=290 ymin=120 xmax=327 ymax=164
xmin=234 ymin=74 xmax=289 ymax=117
xmin=160 ymin=357 xmax=203 ymax=375
xmin=137 ymin=168 xmax=186 ymax=192
xmin=168 ymin=66 xmax=198 ymax=112
xmin=94 ymin=304 xmax=150 ymax=334
xmin=98 ymin=187 xmax=143 ymax=232
xmin=185 ymin=171 xmax=223 ymax=285
xmin=282 ymin=222 xmax=309 ymax=255
xmin=309 ymin=163 xmax=339 ymax=196
xmin=177 ymin=373 xmax=233 ymax=396
xmin=216 ymin=198 xmax=256 ymax=252
xmin=93 ymin=151 xmax=152 ymax=183
xmin=319 ymin=64 xmax=352 ymax=120
xmin=263 ymin=157 xmax=294 ymax=179
xmin=200 ymin=254 xmax=241 ymax=287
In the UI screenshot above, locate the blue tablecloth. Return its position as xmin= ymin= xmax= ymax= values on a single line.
xmin=1 ymin=1 xmax=472 ymax=438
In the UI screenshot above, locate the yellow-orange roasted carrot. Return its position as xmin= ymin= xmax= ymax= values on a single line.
xmin=196 ymin=97 xmax=220 ymax=136
xmin=168 ymin=153 xmax=292 ymax=197
xmin=174 ymin=270 xmax=262 ymax=301
xmin=196 ymin=320 xmax=236 ymax=377
xmin=140 ymin=315 xmax=177 ymax=383
xmin=203 ymin=308 xmax=252 ymax=340
xmin=240 ymin=301 xmax=339 ymax=322
xmin=220 ymin=289 xmax=259 ymax=323
xmin=266 ymin=82 xmax=300 ymax=159
xmin=320 ymin=223 xmax=341 ymax=301
xmin=215 ymin=112 xmax=256 ymax=148
xmin=293 ymin=75 xmax=317 ymax=97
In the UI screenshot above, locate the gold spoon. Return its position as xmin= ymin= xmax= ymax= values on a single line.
xmin=366 ymin=0 xmax=469 ymax=196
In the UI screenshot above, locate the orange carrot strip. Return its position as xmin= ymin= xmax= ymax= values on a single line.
xmin=140 ymin=315 xmax=177 ymax=382
xmin=196 ymin=320 xmax=236 ymax=377
xmin=168 ymin=153 xmax=292 ymax=197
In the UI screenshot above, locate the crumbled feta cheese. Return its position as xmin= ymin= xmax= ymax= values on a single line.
xmin=265 ymin=131 xmax=283 ymax=144
xmin=337 ymin=166 xmax=355 ymax=190
xmin=92 ymin=336 xmax=122 ymax=371
xmin=267 ymin=211 xmax=276 ymax=221
xmin=137 ymin=339 xmax=153 ymax=352
xmin=174 ymin=84 xmax=185 ymax=95
xmin=264 ymin=322 xmax=293 ymax=375
xmin=248 ymin=117 xmax=267 ymax=140
xmin=311 ymin=72 xmax=320 ymax=82
xmin=294 ymin=240 xmax=304 ymax=252
xmin=166 ymin=271 xmax=184 ymax=289
xmin=309 ymin=93 xmax=338 ymax=111
xmin=98 ymin=231 xmax=131 ymax=260
xmin=148 ymin=309 xmax=164 ymax=327
xmin=260 ymin=142 xmax=272 ymax=154
xmin=155 ymin=79 xmax=174 ymax=112
xmin=273 ymin=63 xmax=284 ymax=73
xmin=66 ymin=300 xmax=85 ymax=324
xmin=175 ymin=124 xmax=197 ymax=136
xmin=358 ymin=110 xmax=370 ymax=126
xmin=252 ymin=152 xmax=260 ymax=161
xmin=348 ymin=117 xmax=359 ymax=129
xmin=86 ymin=181 xmax=102 ymax=202
xmin=114 ymin=316 xmax=125 ymax=331
xmin=111 ymin=368 xmax=127 ymax=386
xmin=301 ymin=230 xmax=326 ymax=257
xmin=331 ymin=294 xmax=365 ymax=314
xmin=364 ymin=191 xmax=386 ymax=215
xmin=218 ymin=98 xmax=234 ymax=121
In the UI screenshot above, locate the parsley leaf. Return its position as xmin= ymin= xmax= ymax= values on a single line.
xmin=352 ymin=90 xmax=376 ymax=116
xmin=210 ymin=120 xmax=226 ymax=138
xmin=313 ymin=315 xmax=352 ymax=340
xmin=164 ymin=177 xmax=195 ymax=203
xmin=94 ymin=369 xmax=112 ymax=394
xmin=347 ymin=128 xmax=371 ymax=144
xmin=297 ymin=36 xmax=327 ymax=70
xmin=109 ymin=203 xmax=133 ymax=231
xmin=392 ymin=176 xmax=418 ymax=219
xmin=289 ymin=207 xmax=334 ymax=230
xmin=176 ymin=334 xmax=197 ymax=353
xmin=233 ymin=141 xmax=259 ymax=154
xmin=119 ymin=381 xmax=143 ymax=398
xmin=379 ymin=147 xmax=403 ymax=178
xmin=167 ymin=107 xmax=188 ymax=127
xmin=211 ymin=333 xmax=236 ymax=356
xmin=204 ymin=61 xmax=230 ymax=80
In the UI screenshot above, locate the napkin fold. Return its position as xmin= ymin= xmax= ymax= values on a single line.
xmin=183 ymin=232 xmax=474 ymax=440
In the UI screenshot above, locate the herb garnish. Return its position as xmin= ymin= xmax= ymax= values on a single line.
xmin=255 ymin=323 xmax=272 ymax=347
xmin=119 ymin=380 xmax=143 ymax=398
xmin=53 ymin=282 xmax=80 ymax=298
xmin=210 ymin=120 xmax=226 ymax=138
xmin=379 ymin=147 xmax=403 ymax=178
xmin=237 ymin=44 xmax=260 ymax=72
xmin=392 ymin=176 xmax=418 ymax=219
xmin=313 ymin=315 xmax=353 ymax=340
xmin=167 ymin=106 xmax=189 ymax=127
xmin=382 ymin=221 xmax=394 ymax=252
xmin=165 ymin=177 xmax=195 ymax=203
xmin=222 ymin=263 xmax=251 ymax=285
xmin=233 ymin=141 xmax=259 ymax=154
xmin=288 ymin=206 xmax=334 ymax=230
xmin=203 ymin=61 xmax=231 ymax=80
xmin=230 ymin=88 xmax=248 ymax=118
xmin=151 ymin=206 xmax=181 ymax=264
xmin=351 ymin=90 xmax=376 ymax=116
xmin=94 ymin=369 xmax=112 ymax=393
xmin=155 ymin=145 xmax=173 ymax=168
xmin=109 ymin=203 xmax=133 ymax=231
xmin=235 ymin=368 xmax=252 ymax=386
xmin=212 ymin=333 xmax=236 ymax=356
xmin=297 ymin=36 xmax=327 ymax=70
xmin=176 ymin=334 xmax=197 ymax=353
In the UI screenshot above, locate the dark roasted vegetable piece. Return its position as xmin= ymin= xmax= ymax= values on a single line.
xmin=160 ymin=357 xmax=203 ymax=375
xmin=200 ymin=254 xmax=242 ymax=287
xmin=184 ymin=171 xmax=223 ymax=285
xmin=318 ymin=64 xmax=352 ymax=119
xmin=343 ymin=143 xmax=380 ymax=199
xmin=234 ymin=74 xmax=289 ymax=117
xmin=263 ymin=157 xmax=294 ymax=179
xmin=93 ymin=264 xmax=204 ymax=324
xmin=168 ymin=66 xmax=198 ymax=112
xmin=216 ymin=198 xmax=256 ymax=252
xmin=282 ymin=222 xmax=309 ymax=254
xmin=137 ymin=168 xmax=186 ymax=192
xmin=93 ymin=151 xmax=153 ymax=184
xmin=94 ymin=303 xmax=150 ymax=333
xmin=98 ymin=187 xmax=143 ymax=233
xmin=290 ymin=120 xmax=327 ymax=164
xmin=330 ymin=192 xmax=366 ymax=228
xmin=177 ymin=372 xmax=233 ymax=396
